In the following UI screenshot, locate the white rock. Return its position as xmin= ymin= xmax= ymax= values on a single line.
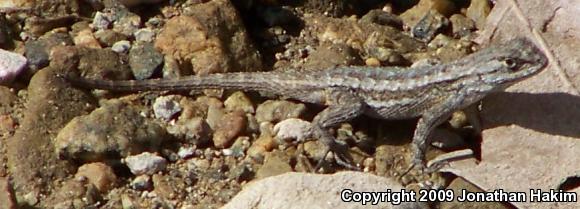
xmin=124 ymin=152 xmax=167 ymax=175
xmin=0 ymin=49 xmax=27 ymax=85
xmin=111 ymin=40 xmax=131 ymax=53
xmin=273 ymin=118 xmax=312 ymax=142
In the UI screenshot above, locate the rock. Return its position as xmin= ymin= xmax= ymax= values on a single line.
xmin=6 ymin=66 xmax=94 ymax=203
xmin=55 ymin=100 xmax=166 ymax=162
xmin=155 ymin=0 xmax=261 ymax=75
xmin=167 ymin=117 xmax=210 ymax=145
xmin=119 ymin=0 xmax=164 ymax=7
xmin=223 ymin=172 xmax=429 ymax=209
xmin=412 ymin=10 xmax=449 ymax=42
xmin=400 ymin=0 xmax=456 ymax=27
xmin=228 ymin=163 xmax=253 ymax=182
xmin=360 ymin=10 xmax=403 ymax=29
xmin=94 ymin=30 xmax=129 ymax=47
xmin=153 ymin=95 xmax=182 ymax=120
xmin=303 ymin=43 xmax=360 ymax=70
xmin=73 ymin=28 xmax=101 ymax=48
xmin=449 ymin=14 xmax=475 ymax=38
xmin=124 ymin=152 xmax=167 ymax=175
xmin=255 ymin=151 xmax=292 ymax=179
xmin=224 ymin=91 xmax=255 ymax=114
xmin=255 ymin=100 xmax=306 ymax=123
xmin=111 ymin=40 xmax=131 ymax=53
xmin=93 ymin=11 xmax=113 ymax=30
xmin=0 ymin=177 xmax=17 ymax=209
xmin=177 ymin=146 xmax=195 ymax=159
xmin=75 ymin=162 xmax=117 ymax=192
xmin=227 ymin=136 xmax=251 ymax=157
xmin=24 ymin=32 xmax=73 ymax=72
xmin=273 ymin=118 xmax=312 ymax=143
xmin=70 ymin=46 xmax=132 ymax=80
xmin=0 ymin=49 xmax=26 ymax=85
xmin=247 ymin=134 xmax=276 ymax=161
xmin=129 ymin=42 xmax=163 ymax=80
xmin=466 ymin=0 xmax=491 ymax=30
xmin=134 ymin=28 xmax=155 ymax=42
xmin=130 ymin=175 xmax=152 ymax=191
xmin=46 ymin=178 xmax=100 ymax=209
xmin=213 ymin=111 xmax=247 ymax=148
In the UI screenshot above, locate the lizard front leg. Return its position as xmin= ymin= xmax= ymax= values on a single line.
xmin=408 ymin=93 xmax=470 ymax=174
xmin=312 ymin=91 xmax=365 ymax=171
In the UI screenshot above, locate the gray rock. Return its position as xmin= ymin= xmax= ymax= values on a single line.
xmin=129 ymin=42 xmax=163 ymax=80
xmin=153 ymin=95 xmax=182 ymax=121
xmin=0 ymin=49 xmax=27 ymax=85
xmin=24 ymin=33 xmax=73 ymax=71
xmin=134 ymin=28 xmax=155 ymax=42
xmin=124 ymin=152 xmax=167 ymax=175
xmin=93 ymin=11 xmax=113 ymax=30
xmin=111 ymin=40 xmax=131 ymax=53
xmin=167 ymin=117 xmax=210 ymax=145
xmin=177 ymin=147 xmax=195 ymax=159
xmin=55 ymin=100 xmax=166 ymax=162
xmin=130 ymin=175 xmax=152 ymax=191
xmin=255 ymin=100 xmax=306 ymax=123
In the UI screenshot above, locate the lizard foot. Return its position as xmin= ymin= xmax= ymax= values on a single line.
xmin=314 ymin=141 xmax=360 ymax=172
xmin=400 ymin=158 xmax=447 ymax=177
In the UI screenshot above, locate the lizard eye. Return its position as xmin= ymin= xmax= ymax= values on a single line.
xmin=503 ymin=58 xmax=518 ymax=70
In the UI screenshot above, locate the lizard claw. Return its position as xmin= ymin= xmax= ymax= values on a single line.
xmin=314 ymin=142 xmax=360 ymax=172
xmin=400 ymin=159 xmax=448 ymax=177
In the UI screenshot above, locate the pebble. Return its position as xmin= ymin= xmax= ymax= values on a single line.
xmin=129 ymin=42 xmax=164 ymax=80
xmin=177 ymin=147 xmax=195 ymax=159
xmin=255 ymin=100 xmax=306 ymax=123
xmin=111 ymin=40 xmax=131 ymax=53
xmin=272 ymin=118 xmax=312 ymax=143
xmin=224 ymin=91 xmax=255 ymax=114
xmin=124 ymin=152 xmax=168 ymax=175
xmin=93 ymin=11 xmax=113 ymax=30
xmin=134 ymin=28 xmax=155 ymax=42
xmin=212 ymin=111 xmax=247 ymax=149
xmin=153 ymin=95 xmax=182 ymax=121
xmin=75 ymin=162 xmax=118 ymax=193
xmin=0 ymin=49 xmax=27 ymax=85
xmin=167 ymin=117 xmax=210 ymax=145
xmin=255 ymin=151 xmax=292 ymax=179
xmin=130 ymin=175 xmax=152 ymax=191
xmin=94 ymin=29 xmax=129 ymax=47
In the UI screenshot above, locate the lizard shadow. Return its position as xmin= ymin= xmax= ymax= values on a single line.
xmin=481 ymin=92 xmax=580 ymax=139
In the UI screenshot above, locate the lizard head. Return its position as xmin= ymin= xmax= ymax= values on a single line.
xmin=475 ymin=38 xmax=548 ymax=89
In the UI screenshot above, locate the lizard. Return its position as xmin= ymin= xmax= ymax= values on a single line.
xmin=64 ymin=37 xmax=548 ymax=172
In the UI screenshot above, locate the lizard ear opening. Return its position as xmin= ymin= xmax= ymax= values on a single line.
xmin=502 ymin=58 xmax=519 ymax=71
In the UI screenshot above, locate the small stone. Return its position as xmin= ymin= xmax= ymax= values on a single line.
xmin=365 ymin=57 xmax=381 ymax=66
xmin=466 ymin=0 xmax=491 ymax=30
xmin=130 ymin=175 xmax=152 ymax=191
xmin=213 ymin=111 xmax=247 ymax=148
xmin=177 ymin=147 xmax=195 ymax=159
xmin=153 ymin=95 xmax=182 ymax=120
xmin=93 ymin=11 xmax=113 ymax=30
xmin=228 ymin=136 xmax=251 ymax=157
xmin=0 ymin=177 xmax=17 ymax=209
xmin=247 ymin=134 xmax=276 ymax=161
xmin=412 ymin=10 xmax=449 ymax=42
xmin=449 ymin=14 xmax=475 ymax=38
xmin=167 ymin=116 xmax=210 ymax=145
xmin=224 ymin=91 xmax=255 ymax=114
xmin=129 ymin=42 xmax=164 ymax=80
xmin=228 ymin=163 xmax=253 ymax=182
xmin=273 ymin=118 xmax=312 ymax=143
xmin=111 ymin=40 xmax=131 ymax=53
xmin=73 ymin=29 xmax=101 ymax=48
xmin=124 ymin=152 xmax=167 ymax=175
xmin=0 ymin=49 xmax=27 ymax=85
xmin=134 ymin=28 xmax=155 ymax=42
xmin=255 ymin=100 xmax=306 ymax=123
xmin=75 ymin=162 xmax=117 ymax=192
xmin=94 ymin=30 xmax=129 ymax=47
xmin=256 ymin=151 xmax=292 ymax=179
xmin=24 ymin=33 xmax=74 ymax=72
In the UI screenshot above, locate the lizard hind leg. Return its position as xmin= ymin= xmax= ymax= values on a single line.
xmin=311 ymin=92 xmax=365 ymax=172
